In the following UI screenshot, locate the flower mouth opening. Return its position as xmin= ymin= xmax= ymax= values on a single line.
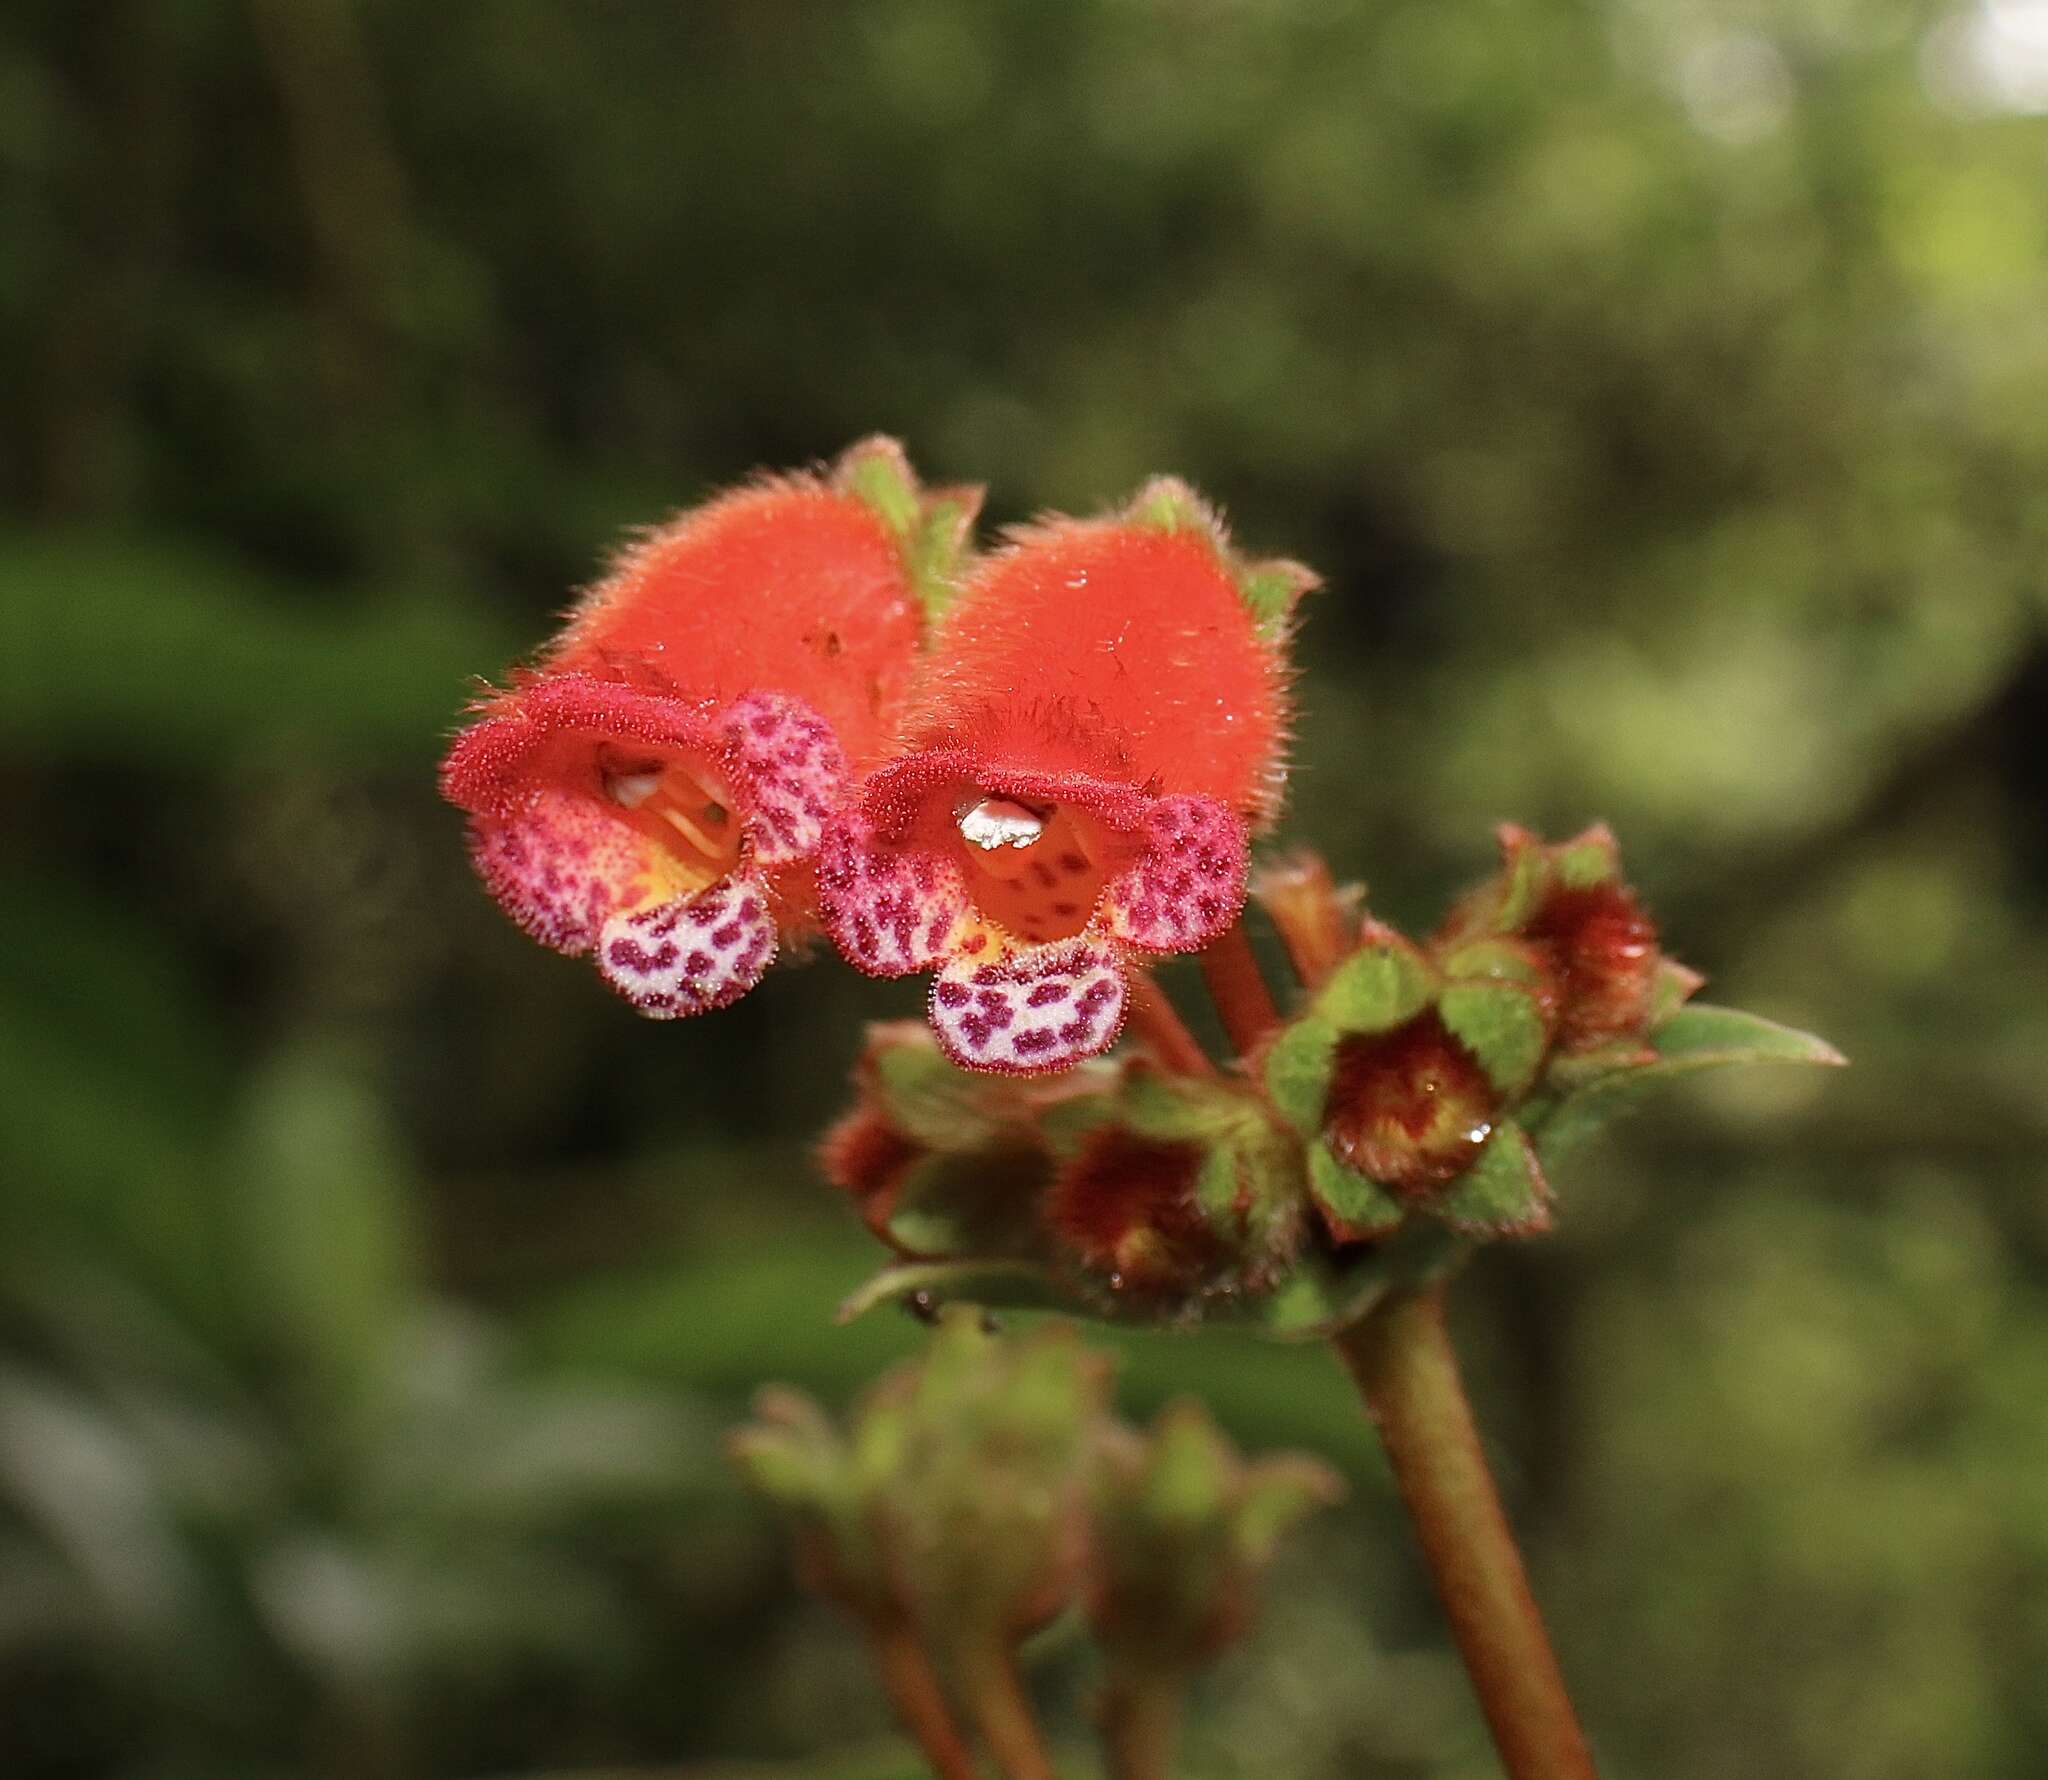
xmin=955 ymin=795 xmax=1108 ymax=945
xmin=596 ymin=743 xmax=745 ymax=890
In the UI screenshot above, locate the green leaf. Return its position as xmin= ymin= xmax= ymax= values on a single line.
xmin=878 ymin=1149 xmax=1054 ymax=1263
xmin=1238 ymin=559 xmax=1318 ymax=638
xmin=1532 ymin=1002 xmax=1844 ymax=1162
xmin=1549 ymin=823 xmax=1621 ymax=889
xmin=1125 ymin=475 xmax=1218 ymax=539
xmin=1235 ymin=1455 xmax=1346 ymax=1556
xmin=1116 ymin=1066 xmax=1258 ymax=1147
xmin=877 ymin=1157 xmax=982 ymax=1257
xmin=870 ymin=1035 xmax=1002 ymax=1149
xmin=840 ymin=449 xmax=921 ymax=537
xmin=1247 ymin=1224 xmax=1471 ymax=1341
xmin=1139 ymin=1402 xmax=1236 ymax=1524
xmin=1191 ymin=1146 xmax=1242 ymax=1224
xmin=1431 ymin=1123 xmax=1552 ymax=1236
xmin=835 ymin=1259 xmax=1082 ymax=1324
xmin=834 ymin=438 xmax=979 ymax=624
xmin=906 ymin=490 xmax=978 ymax=622
xmin=1490 ymin=826 xmax=1552 ymax=930
xmin=1439 ymin=979 xmax=1551 ymax=1098
xmin=1436 ymin=935 xmax=1553 ymax=990
xmin=1648 ymin=1003 xmax=1846 ymax=1069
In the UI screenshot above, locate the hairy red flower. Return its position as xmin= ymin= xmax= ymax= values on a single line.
xmin=818 ymin=484 xmax=1313 ymax=1073
xmin=440 ymin=440 xmax=971 ymax=1016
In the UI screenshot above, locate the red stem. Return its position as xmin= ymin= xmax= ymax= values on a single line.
xmin=959 ymin=1644 xmax=1060 ymax=1780
xmin=1127 ymin=972 xmax=1215 ymax=1076
xmin=1197 ymin=921 xmax=1281 ymax=1056
xmin=868 ymin=1619 xmax=981 ymax=1780
xmin=1332 ymin=1286 xmax=1599 ymax=1780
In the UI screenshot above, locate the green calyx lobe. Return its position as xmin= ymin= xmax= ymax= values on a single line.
xmin=1123 ymin=474 xmax=1318 ymax=641
xmin=1263 ymin=926 xmax=1439 ymax=1137
xmin=834 ymin=435 xmax=982 ymax=625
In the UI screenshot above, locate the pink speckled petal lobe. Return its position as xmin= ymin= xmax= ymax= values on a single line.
xmin=817 ymin=817 xmax=973 ymax=977
xmin=596 ymin=873 xmax=777 ymax=1017
xmin=929 ymin=939 xmax=1127 ymax=1074
xmin=468 ymin=792 xmax=653 ymax=955
xmin=719 ymin=691 xmax=846 ymax=866
xmin=1104 ymin=795 xmax=1249 ymax=954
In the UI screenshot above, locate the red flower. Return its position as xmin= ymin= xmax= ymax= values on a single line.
xmin=818 ymin=483 xmax=1312 ymax=1073
xmin=440 ymin=440 xmax=974 ymax=1016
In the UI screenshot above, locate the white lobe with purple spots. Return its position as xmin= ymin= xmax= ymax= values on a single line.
xmin=597 ymin=874 xmax=778 ymax=1017
xmin=929 ymin=938 xmax=1127 ymax=1074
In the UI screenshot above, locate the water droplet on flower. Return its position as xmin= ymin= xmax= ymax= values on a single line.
xmin=959 ymin=797 xmax=1046 ymax=850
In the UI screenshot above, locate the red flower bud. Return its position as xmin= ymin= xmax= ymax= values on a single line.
xmin=1321 ymin=1010 xmax=1498 ymax=1197
xmin=1045 ymin=1128 xmax=1222 ymax=1294
xmin=1523 ymin=879 xmax=1660 ymax=1051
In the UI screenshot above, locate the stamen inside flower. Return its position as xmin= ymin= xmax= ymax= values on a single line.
xmin=956 ymin=796 xmax=1107 ymax=945
xmin=598 ymin=745 xmax=744 ymax=891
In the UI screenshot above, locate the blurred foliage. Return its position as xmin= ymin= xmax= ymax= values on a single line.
xmin=2 ymin=0 xmax=2045 ymax=1777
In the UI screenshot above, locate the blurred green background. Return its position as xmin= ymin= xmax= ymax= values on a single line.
xmin=5 ymin=1 xmax=2046 ymax=1775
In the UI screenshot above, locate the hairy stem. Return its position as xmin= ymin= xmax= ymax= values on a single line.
xmin=1128 ymin=972 xmax=1216 ymax=1075
xmin=1250 ymin=853 xmax=1355 ymax=991
xmin=1101 ymin=1666 xmax=1182 ymax=1780
xmin=868 ymin=1619 xmax=980 ymax=1780
xmin=1332 ymin=1286 xmax=1598 ymax=1780
xmin=1197 ymin=921 xmax=1281 ymax=1055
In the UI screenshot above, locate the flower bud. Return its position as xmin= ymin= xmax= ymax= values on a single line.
xmin=1040 ymin=1062 xmax=1307 ymax=1303
xmin=1086 ymin=1400 xmax=1340 ymax=1670
xmin=1263 ymin=923 xmax=1553 ymax=1241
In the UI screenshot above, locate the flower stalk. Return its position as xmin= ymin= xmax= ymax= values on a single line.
xmin=1331 ymin=1285 xmax=1598 ymax=1780
xmin=1196 ymin=920 xmax=1281 ymax=1055
xmin=957 ymin=1645 xmax=1060 ymax=1780
xmin=1126 ymin=972 xmax=1216 ymax=1076
xmin=868 ymin=1618 xmax=982 ymax=1780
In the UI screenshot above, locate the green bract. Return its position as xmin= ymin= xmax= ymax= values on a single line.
xmin=836 ymin=435 xmax=982 ymax=625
